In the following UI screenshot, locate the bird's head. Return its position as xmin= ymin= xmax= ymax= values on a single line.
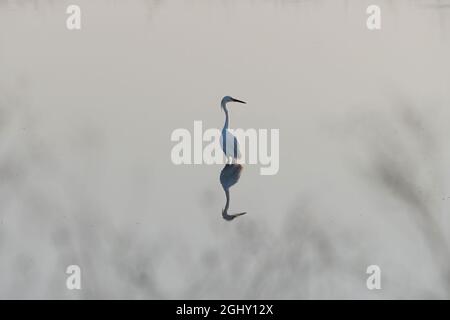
xmin=221 ymin=96 xmax=246 ymax=109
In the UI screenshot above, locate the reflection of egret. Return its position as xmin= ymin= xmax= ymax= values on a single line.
xmin=220 ymin=164 xmax=247 ymax=221
xmin=220 ymin=96 xmax=246 ymax=163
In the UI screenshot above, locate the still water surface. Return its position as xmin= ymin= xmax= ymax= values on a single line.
xmin=1 ymin=0 xmax=450 ymax=298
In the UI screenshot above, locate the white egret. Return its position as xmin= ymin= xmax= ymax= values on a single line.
xmin=220 ymin=96 xmax=246 ymax=163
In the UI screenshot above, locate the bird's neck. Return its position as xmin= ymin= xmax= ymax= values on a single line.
xmin=222 ymin=103 xmax=229 ymax=131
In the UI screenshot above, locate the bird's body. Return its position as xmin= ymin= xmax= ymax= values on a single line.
xmin=219 ymin=96 xmax=246 ymax=163
xmin=220 ymin=127 xmax=241 ymax=162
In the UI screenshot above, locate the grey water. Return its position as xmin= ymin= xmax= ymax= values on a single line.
xmin=1 ymin=0 xmax=450 ymax=298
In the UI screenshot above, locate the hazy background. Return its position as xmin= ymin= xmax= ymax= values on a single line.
xmin=1 ymin=0 xmax=450 ymax=299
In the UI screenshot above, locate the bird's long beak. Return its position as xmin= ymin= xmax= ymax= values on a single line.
xmin=231 ymin=98 xmax=246 ymax=104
